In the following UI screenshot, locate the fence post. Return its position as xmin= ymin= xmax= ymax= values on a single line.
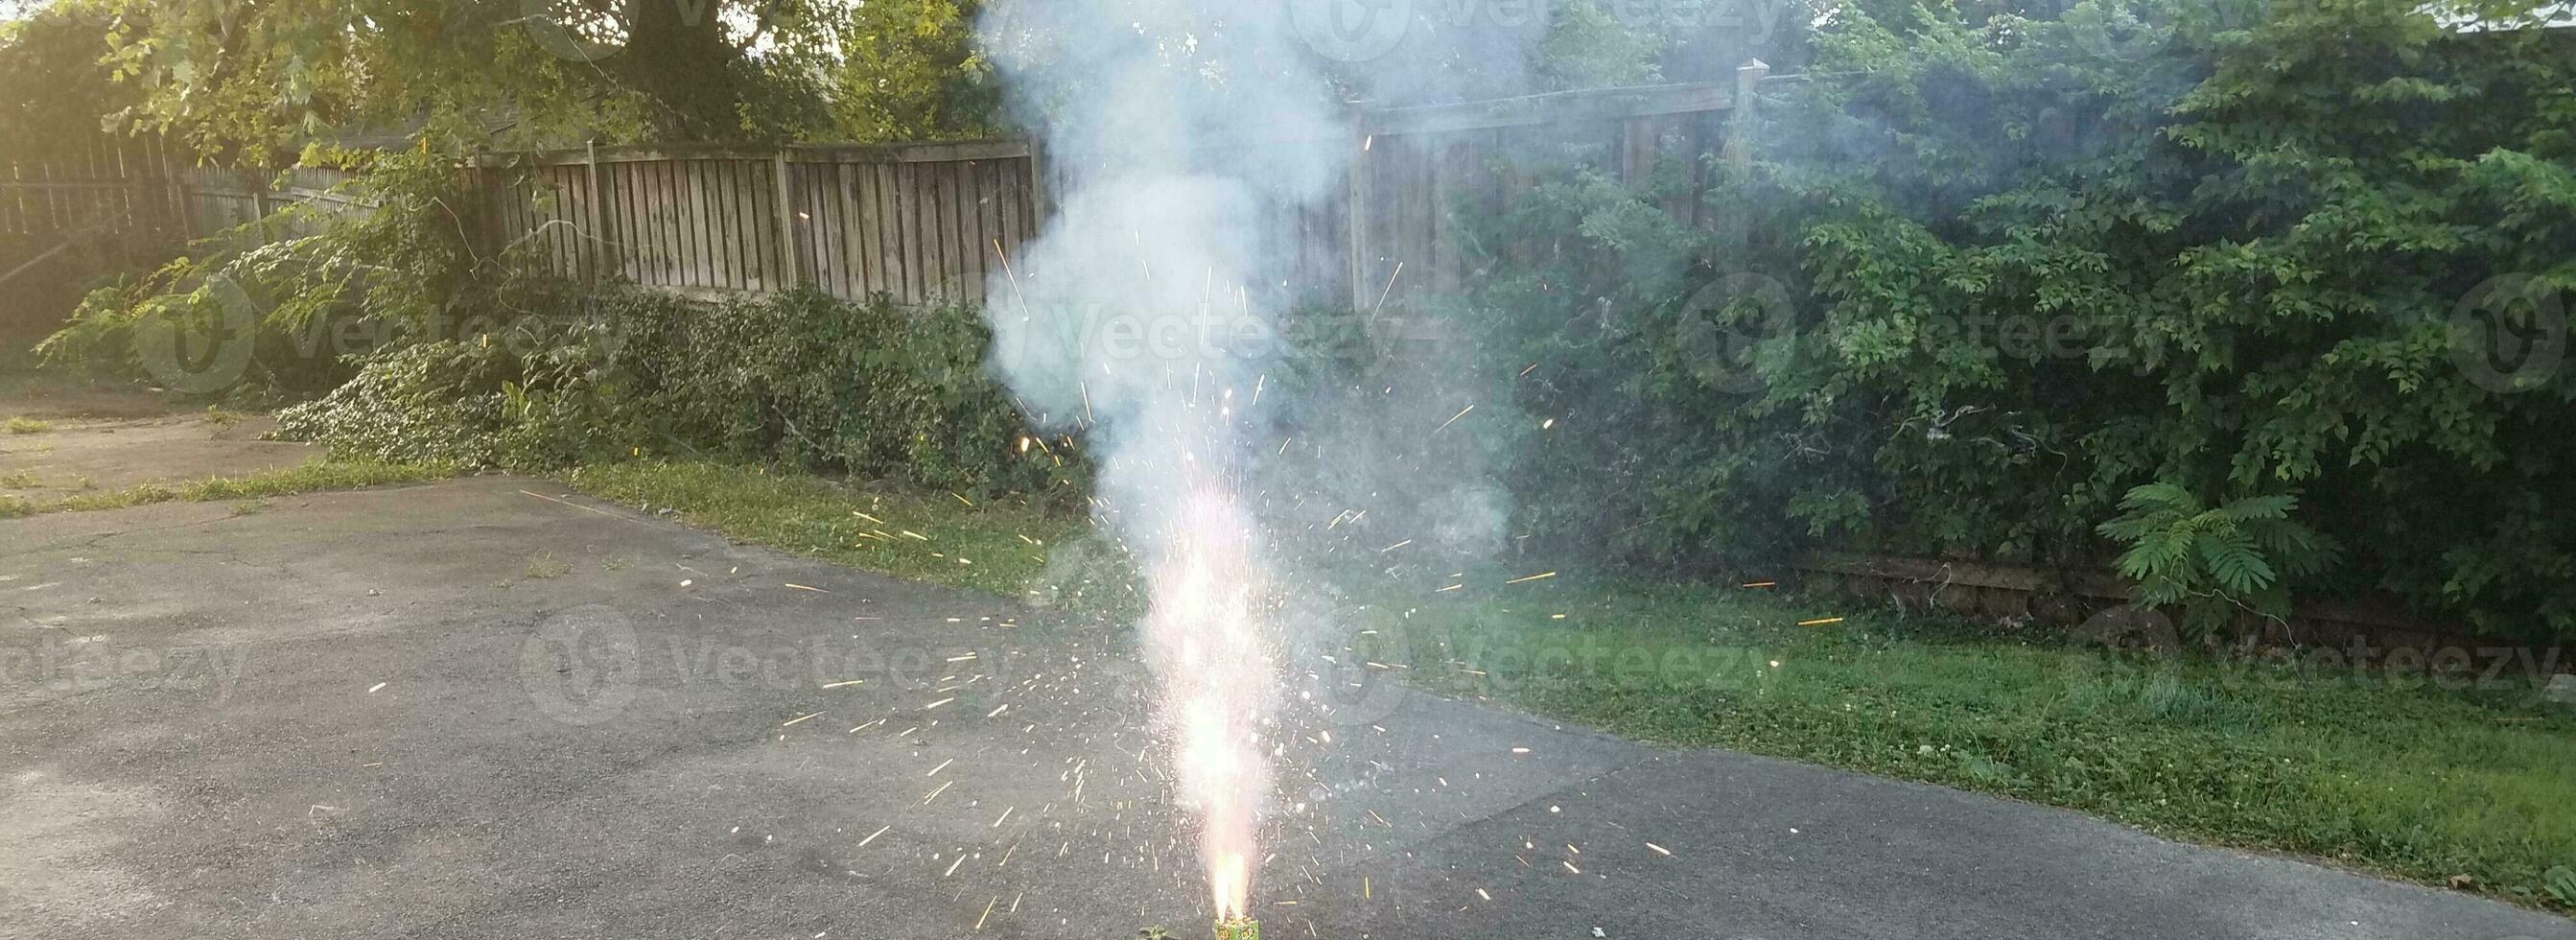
xmin=249 ymin=177 xmax=271 ymax=244
xmin=1345 ymin=103 xmax=1372 ymax=312
xmin=772 ymin=150 xmax=801 ymax=290
xmin=1728 ymin=59 xmax=1769 ymax=172
xmin=158 ymin=139 xmax=191 ymax=239
xmin=583 ymin=139 xmax=605 ymax=287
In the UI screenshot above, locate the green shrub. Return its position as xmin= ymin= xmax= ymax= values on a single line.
xmin=35 ymin=150 xmax=565 ymax=398
xmin=1443 ymin=0 xmax=2576 ymax=640
xmin=2096 ymin=484 xmax=2340 ymax=638
xmin=273 ymin=288 xmax=1083 ymax=497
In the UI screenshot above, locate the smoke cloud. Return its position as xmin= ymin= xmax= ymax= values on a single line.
xmin=976 ymin=0 xmax=1358 ymax=919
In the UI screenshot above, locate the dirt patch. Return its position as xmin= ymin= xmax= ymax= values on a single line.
xmin=0 ymin=412 xmax=315 ymax=495
xmin=0 ymin=376 xmax=193 ymax=422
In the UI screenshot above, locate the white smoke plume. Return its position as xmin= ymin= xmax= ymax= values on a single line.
xmin=975 ymin=0 xmax=1353 ymax=920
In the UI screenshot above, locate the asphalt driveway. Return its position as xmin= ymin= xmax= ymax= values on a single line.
xmin=4 ymin=476 xmax=2569 ymax=940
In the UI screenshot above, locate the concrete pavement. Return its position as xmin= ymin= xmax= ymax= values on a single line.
xmin=3 ymin=476 xmax=2568 ymax=940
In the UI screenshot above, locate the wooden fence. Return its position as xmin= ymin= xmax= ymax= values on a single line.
xmin=468 ymin=139 xmax=1040 ymax=305
xmin=0 ymin=133 xmax=363 ymax=287
xmin=1351 ymin=75 xmax=1759 ymax=305
xmin=463 ymin=65 xmax=1770 ymax=310
xmin=0 ymin=67 xmax=1770 ymax=308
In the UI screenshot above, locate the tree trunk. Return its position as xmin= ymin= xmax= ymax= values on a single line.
xmin=618 ymin=0 xmax=748 ymax=140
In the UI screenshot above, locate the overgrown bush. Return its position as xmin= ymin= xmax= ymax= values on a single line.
xmin=274 ymin=289 xmax=1082 ymax=498
xmin=35 ymin=149 xmax=563 ymax=398
xmin=1447 ymin=0 xmax=2576 ymax=641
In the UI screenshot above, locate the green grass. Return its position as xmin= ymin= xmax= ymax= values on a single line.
xmin=523 ymin=552 xmax=574 ymax=579
xmin=558 ymin=458 xmax=2576 ymax=913
xmin=565 ymin=459 xmax=1089 ymax=598
xmin=6 ymin=415 xmax=53 ymax=435
xmin=1343 ymin=571 xmax=2576 ymax=912
xmin=0 ymin=458 xmax=458 ymax=518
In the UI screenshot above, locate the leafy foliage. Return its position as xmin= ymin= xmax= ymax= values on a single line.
xmin=35 ymin=149 xmax=564 ymax=395
xmin=272 ymin=288 xmax=1083 ymax=498
xmin=89 ymin=0 xmax=999 ymax=161
xmin=1448 ymin=0 xmax=2576 ymax=639
xmin=2096 ymin=484 xmax=2339 ymax=636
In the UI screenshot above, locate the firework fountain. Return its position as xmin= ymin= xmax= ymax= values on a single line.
xmin=976 ymin=0 xmax=1354 ymax=932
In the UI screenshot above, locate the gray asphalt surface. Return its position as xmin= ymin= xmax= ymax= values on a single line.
xmin=3 ymin=476 xmax=2568 ymax=940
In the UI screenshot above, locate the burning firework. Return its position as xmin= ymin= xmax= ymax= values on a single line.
xmin=975 ymin=0 xmax=1354 ymax=924
xmin=1214 ymin=914 xmax=1261 ymax=940
xmin=1144 ymin=477 xmax=1277 ymax=918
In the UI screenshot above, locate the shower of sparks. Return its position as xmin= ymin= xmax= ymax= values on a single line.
xmin=1144 ymin=475 xmax=1276 ymax=920
xmin=1433 ymin=404 xmax=1475 ymax=434
xmin=1796 ymin=617 xmax=1845 ymax=627
xmin=1370 ymin=261 xmax=1405 ymax=316
xmin=1504 ymin=571 xmax=1558 ymax=584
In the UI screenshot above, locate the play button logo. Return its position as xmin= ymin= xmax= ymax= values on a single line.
xmin=520 ymin=604 xmax=643 ymax=725
xmin=1289 ymin=0 xmax=1412 ymax=63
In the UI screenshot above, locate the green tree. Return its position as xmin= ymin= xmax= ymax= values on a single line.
xmin=1456 ymin=0 xmax=2576 ymax=640
xmin=88 ymin=0 xmax=863 ymax=160
xmin=829 ymin=0 xmax=998 ymax=140
xmin=0 ymin=0 xmax=131 ymax=161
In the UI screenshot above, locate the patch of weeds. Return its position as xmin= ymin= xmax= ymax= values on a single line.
xmin=2 ymin=459 xmax=457 ymax=516
xmin=565 ymin=459 xmax=1086 ymax=598
xmin=1350 ymin=574 xmax=2576 ymax=910
xmin=5 ymin=416 xmax=50 ymax=435
xmin=72 ymin=475 xmax=96 ymax=491
xmin=550 ymin=457 xmax=2576 ymax=912
xmin=0 ymin=469 xmax=36 ymax=488
xmin=203 ymin=406 xmax=247 ymax=429
xmin=524 ymin=553 xmax=574 ymax=579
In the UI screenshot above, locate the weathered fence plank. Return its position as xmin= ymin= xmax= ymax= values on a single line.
xmin=3 ymin=79 xmax=1753 ymax=309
